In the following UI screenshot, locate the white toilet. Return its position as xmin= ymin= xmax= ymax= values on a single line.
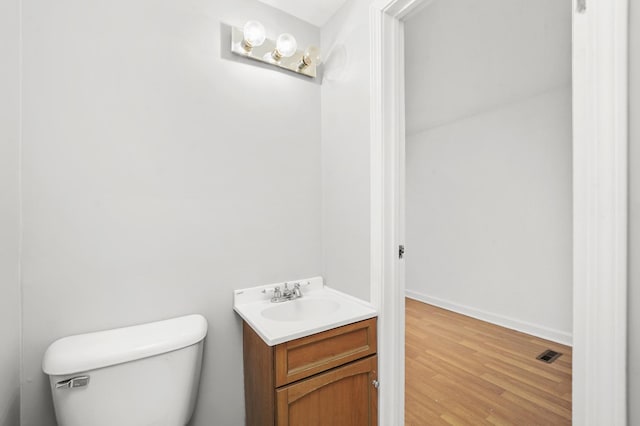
xmin=42 ymin=314 xmax=208 ymax=426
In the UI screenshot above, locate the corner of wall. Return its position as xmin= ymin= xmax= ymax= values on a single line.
xmin=319 ymin=0 xmax=372 ymax=301
xmin=628 ymin=2 xmax=640 ymax=424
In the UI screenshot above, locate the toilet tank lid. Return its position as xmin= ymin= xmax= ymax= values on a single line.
xmin=42 ymin=314 xmax=208 ymax=375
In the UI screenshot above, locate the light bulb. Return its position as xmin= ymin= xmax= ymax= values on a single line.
xmin=242 ymin=21 xmax=266 ymax=51
xmin=273 ymin=33 xmax=297 ymax=61
xmin=300 ymin=45 xmax=321 ymax=68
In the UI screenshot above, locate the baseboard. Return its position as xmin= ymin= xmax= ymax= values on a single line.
xmin=405 ymin=290 xmax=573 ymax=346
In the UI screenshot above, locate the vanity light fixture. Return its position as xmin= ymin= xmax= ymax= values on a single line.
xmin=230 ymin=21 xmax=321 ymax=79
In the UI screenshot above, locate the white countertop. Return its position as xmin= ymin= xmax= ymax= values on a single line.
xmin=233 ymin=276 xmax=377 ymax=346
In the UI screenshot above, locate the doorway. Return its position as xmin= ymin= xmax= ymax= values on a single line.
xmin=370 ymin=0 xmax=629 ymax=424
xmin=403 ymin=1 xmax=572 ymax=422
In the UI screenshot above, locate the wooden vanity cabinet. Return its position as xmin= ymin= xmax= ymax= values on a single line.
xmin=243 ymin=318 xmax=378 ymax=426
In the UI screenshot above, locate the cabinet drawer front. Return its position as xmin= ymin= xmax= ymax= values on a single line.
xmin=276 ymin=355 xmax=378 ymax=426
xmin=275 ymin=318 xmax=377 ymax=387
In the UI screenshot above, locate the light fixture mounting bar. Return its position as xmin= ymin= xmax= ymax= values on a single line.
xmin=230 ymin=27 xmax=318 ymax=79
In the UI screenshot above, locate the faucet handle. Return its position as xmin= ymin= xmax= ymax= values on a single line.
xmin=293 ymin=282 xmax=303 ymax=297
xmin=262 ymin=286 xmax=282 ymax=298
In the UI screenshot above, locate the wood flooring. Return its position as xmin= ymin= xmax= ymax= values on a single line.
xmin=405 ymin=298 xmax=572 ymax=425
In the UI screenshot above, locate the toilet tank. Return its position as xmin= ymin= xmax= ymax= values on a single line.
xmin=42 ymin=314 xmax=208 ymax=426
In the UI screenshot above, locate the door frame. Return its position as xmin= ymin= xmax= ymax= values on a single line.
xmin=369 ymin=0 xmax=629 ymax=425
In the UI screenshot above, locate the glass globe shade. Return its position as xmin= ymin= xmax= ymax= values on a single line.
xmin=276 ymin=33 xmax=297 ymax=58
xmin=243 ymin=21 xmax=266 ymax=48
xmin=304 ymin=46 xmax=321 ymax=64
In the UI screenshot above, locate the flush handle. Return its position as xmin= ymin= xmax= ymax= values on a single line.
xmin=56 ymin=376 xmax=90 ymax=390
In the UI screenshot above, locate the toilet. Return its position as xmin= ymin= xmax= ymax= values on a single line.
xmin=42 ymin=314 xmax=208 ymax=426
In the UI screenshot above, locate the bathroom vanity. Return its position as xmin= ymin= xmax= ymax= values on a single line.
xmin=233 ymin=277 xmax=378 ymax=426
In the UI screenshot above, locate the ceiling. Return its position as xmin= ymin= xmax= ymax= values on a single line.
xmin=257 ymin=0 xmax=349 ymax=27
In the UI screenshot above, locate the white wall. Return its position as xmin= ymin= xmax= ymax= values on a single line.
xmin=0 ymin=0 xmax=21 ymax=423
xmin=320 ymin=0 xmax=372 ymax=301
xmin=629 ymin=1 xmax=640 ymax=423
xmin=404 ymin=0 xmax=573 ymax=343
xmin=20 ymin=1 xmax=321 ymax=425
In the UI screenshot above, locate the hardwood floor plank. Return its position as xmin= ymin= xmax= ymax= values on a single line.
xmin=464 ymin=343 xmax=565 ymax=383
xmin=500 ymin=391 xmax=571 ymax=424
xmin=481 ymin=373 xmax=571 ymax=419
xmin=483 ymin=360 xmax=571 ymax=400
xmin=405 ymin=299 xmax=572 ymax=425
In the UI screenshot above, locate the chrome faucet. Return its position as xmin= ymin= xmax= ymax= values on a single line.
xmin=270 ymin=282 xmax=303 ymax=303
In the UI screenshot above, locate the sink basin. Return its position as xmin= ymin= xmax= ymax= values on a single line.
xmin=261 ymin=298 xmax=340 ymax=322
xmin=233 ymin=276 xmax=377 ymax=346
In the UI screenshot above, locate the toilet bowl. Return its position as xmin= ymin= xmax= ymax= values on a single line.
xmin=42 ymin=314 xmax=208 ymax=426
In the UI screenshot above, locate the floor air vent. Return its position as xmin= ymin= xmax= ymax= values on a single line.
xmin=536 ymin=349 xmax=562 ymax=363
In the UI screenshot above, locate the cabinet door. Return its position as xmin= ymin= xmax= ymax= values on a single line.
xmin=275 ymin=356 xmax=378 ymax=426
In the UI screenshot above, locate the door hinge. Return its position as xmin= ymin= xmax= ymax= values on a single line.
xmin=399 ymin=245 xmax=405 ymax=259
xmin=577 ymin=0 xmax=586 ymax=13
xmin=372 ymin=379 xmax=380 ymax=389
